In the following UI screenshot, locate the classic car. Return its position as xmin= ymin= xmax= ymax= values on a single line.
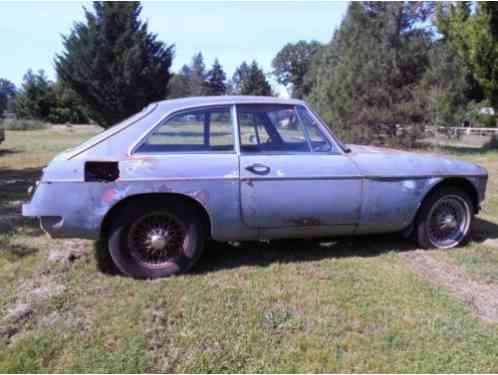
xmin=23 ymin=96 xmax=488 ymax=278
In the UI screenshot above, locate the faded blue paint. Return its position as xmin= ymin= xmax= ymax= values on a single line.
xmin=22 ymin=96 xmax=489 ymax=242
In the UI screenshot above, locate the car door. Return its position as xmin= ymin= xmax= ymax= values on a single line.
xmin=237 ymin=104 xmax=363 ymax=236
xmin=129 ymin=105 xmax=243 ymax=241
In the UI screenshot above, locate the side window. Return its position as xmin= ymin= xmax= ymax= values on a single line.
xmin=137 ymin=107 xmax=234 ymax=153
xmin=239 ymin=112 xmax=270 ymax=146
xmin=297 ymin=106 xmax=333 ymax=152
xmin=238 ymin=104 xmax=310 ymax=153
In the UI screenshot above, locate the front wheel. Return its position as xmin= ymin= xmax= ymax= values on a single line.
xmin=108 ymin=199 xmax=205 ymax=279
xmin=416 ymin=187 xmax=473 ymax=249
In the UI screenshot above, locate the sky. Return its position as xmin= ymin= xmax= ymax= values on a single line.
xmin=0 ymin=1 xmax=348 ymax=95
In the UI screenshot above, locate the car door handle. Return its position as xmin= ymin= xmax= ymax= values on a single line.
xmin=245 ymin=163 xmax=270 ymax=175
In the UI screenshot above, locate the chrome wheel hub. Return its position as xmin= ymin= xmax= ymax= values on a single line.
xmin=146 ymin=229 xmax=169 ymax=252
xmin=437 ymin=213 xmax=457 ymax=230
xmin=427 ymin=195 xmax=470 ymax=248
xmin=127 ymin=213 xmax=186 ymax=268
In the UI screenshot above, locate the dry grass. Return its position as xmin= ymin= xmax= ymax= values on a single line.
xmin=1 ymin=127 xmax=498 ymax=372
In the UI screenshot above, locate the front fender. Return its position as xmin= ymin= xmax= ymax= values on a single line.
xmin=355 ymin=176 xmax=443 ymax=235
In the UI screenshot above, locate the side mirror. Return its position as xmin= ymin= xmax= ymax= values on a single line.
xmin=249 ymin=135 xmax=258 ymax=145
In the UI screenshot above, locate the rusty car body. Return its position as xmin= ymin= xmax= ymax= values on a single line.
xmin=23 ymin=96 xmax=488 ymax=278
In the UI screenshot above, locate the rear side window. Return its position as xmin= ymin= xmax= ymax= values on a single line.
xmin=137 ymin=106 xmax=234 ymax=153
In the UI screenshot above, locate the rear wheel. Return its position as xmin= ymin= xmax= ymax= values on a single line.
xmin=108 ymin=199 xmax=205 ymax=278
xmin=416 ymin=187 xmax=473 ymax=249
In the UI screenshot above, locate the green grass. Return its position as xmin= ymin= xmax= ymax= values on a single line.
xmin=1 ymin=127 xmax=498 ymax=372
xmin=1 ymin=119 xmax=49 ymax=131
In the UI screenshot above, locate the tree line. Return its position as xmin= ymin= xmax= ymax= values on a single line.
xmin=303 ymin=2 xmax=498 ymax=145
xmin=1 ymin=1 xmax=497 ymax=144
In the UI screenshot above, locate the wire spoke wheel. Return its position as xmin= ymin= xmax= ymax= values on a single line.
xmin=426 ymin=194 xmax=471 ymax=249
xmin=127 ymin=213 xmax=186 ymax=268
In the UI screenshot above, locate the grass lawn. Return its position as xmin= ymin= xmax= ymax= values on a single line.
xmin=1 ymin=127 xmax=498 ymax=372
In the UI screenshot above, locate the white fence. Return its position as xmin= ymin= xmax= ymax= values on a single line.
xmin=424 ymin=126 xmax=498 ymax=137
xmin=421 ymin=126 xmax=498 ymax=148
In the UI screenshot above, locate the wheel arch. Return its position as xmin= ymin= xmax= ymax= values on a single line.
xmin=411 ymin=177 xmax=479 ymax=227
xmin=100 ymin=192 xmax=212 ymax=239
xmin=402 ymin=176 xmax=478 ymax=238
xmin=420 ymin=177 xmax=479 ymax=214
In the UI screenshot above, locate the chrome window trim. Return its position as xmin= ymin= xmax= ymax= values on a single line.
xmin=235 ymin=103 xmax=343 ymax=156
xmin=303 ymin=104 xmax=345 ymax=155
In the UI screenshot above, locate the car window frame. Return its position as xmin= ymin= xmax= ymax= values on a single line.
xmin=131 ymin=104 xmax=238 ymax=155
xmin=302 ymin=104 xmax=348 ymax=155
xmin=235 ymin=104 xmax=342 ymax=156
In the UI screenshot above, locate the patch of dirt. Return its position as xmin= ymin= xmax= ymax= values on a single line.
xmin=5 ymin=303 xmax=32 ymax=322
xmin=48 ymin=240 xmax=87 ymax=264
xmin=402 ymin=250 xmax=498 ymax=324
xmin=480 ymin=238 xmax=498 ymax=249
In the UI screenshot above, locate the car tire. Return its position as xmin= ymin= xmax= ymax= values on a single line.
xmin=108 ymin=198 xmax=205 ymax=279
xmin=415 ymin=187 xmax=473 ymax=249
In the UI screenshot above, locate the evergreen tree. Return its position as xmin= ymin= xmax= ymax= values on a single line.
xmin=168 ymin=73 xmax=191 ymax=99
xmin=272 ymin=40 xmax=321 ymax=98
xmin=48 ymin=81 xmax=90 ymax=124
xmin=188 ymin=52 xmax=207 ymax=96
xmin=15 ymin=70 xmax=56 ymax=120
xmin=417 ymin=41 xmax=473 ymax=127
xmin=205 ymin=59 xmax=226 ymax=95
xmin=232 ymin=61 xmax=250 ymax=94
xmin=55 ymin=2 xmax=174 ymax=128
xmin=237 ymin=61 xmax=272 ymax=96
xmin=307 ymin=2 xmax=433 ymax=145
xmin=436 ymin=2 xmax=498 ymax=112
xmin=0 ymin=79 xmax=16 ymax=117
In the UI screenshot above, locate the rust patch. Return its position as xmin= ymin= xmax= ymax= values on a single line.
xmin=101 ymin=188 xmax=118 ymax=204
xmin=128 ymin=154 xmax=153 ymax=160
xmin=285 ymin=217 xmax=322 ymax=226
xmin=401 ymin=250 xmax=498 ymax=324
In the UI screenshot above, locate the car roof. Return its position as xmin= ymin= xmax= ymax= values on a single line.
xmin=62 ymin=96 xmax=308 ymax=160
xmin=154 ymin=95 xmax=306 ymax=112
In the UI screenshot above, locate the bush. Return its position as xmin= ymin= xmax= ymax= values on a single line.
xmin=475 ymin=113 xmax=497 ymax=128
xmin=1 ymin=119 xmax=49 ymax=131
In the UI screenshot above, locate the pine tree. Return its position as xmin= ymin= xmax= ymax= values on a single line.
xmin=238 ymin=61 xmax=272 ymax=96
xmin=189 ymin=52 xmax=207 ymax=96
xmin=232 ymin=61 xmax=250 ymax=94
xmin=205 ymin=59 xmax=226 ymax=96
xmin=55 ymin=2 xmax=174 ymax=128
xmin=307 ymin=2 xmax=433 ymax=145
xmin=0 ymin=79 xmax=16 ymax=117
xmin=47 ymin=81 xmax=90 ymax=124
xmin=15 ymin=70 xmax=56 ymax=120
xmin=436 ymin=2 xmax=498 ymax=112
xmin=417 ymin=41 xmax=473 ymax=127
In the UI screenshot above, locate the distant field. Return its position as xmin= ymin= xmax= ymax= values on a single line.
xmin=1 ymin=127 xmax=498 ymax=372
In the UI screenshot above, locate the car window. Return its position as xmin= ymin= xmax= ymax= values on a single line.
xmin=296 ymin=106 xmax=333 ymax=152
xmin=238 ymin=104 xmax=310 ymax=153
xmin=239 ymin=112 xmax=271 ymax=145
xmin=137 ymin=106 xmax=234 ymax=153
